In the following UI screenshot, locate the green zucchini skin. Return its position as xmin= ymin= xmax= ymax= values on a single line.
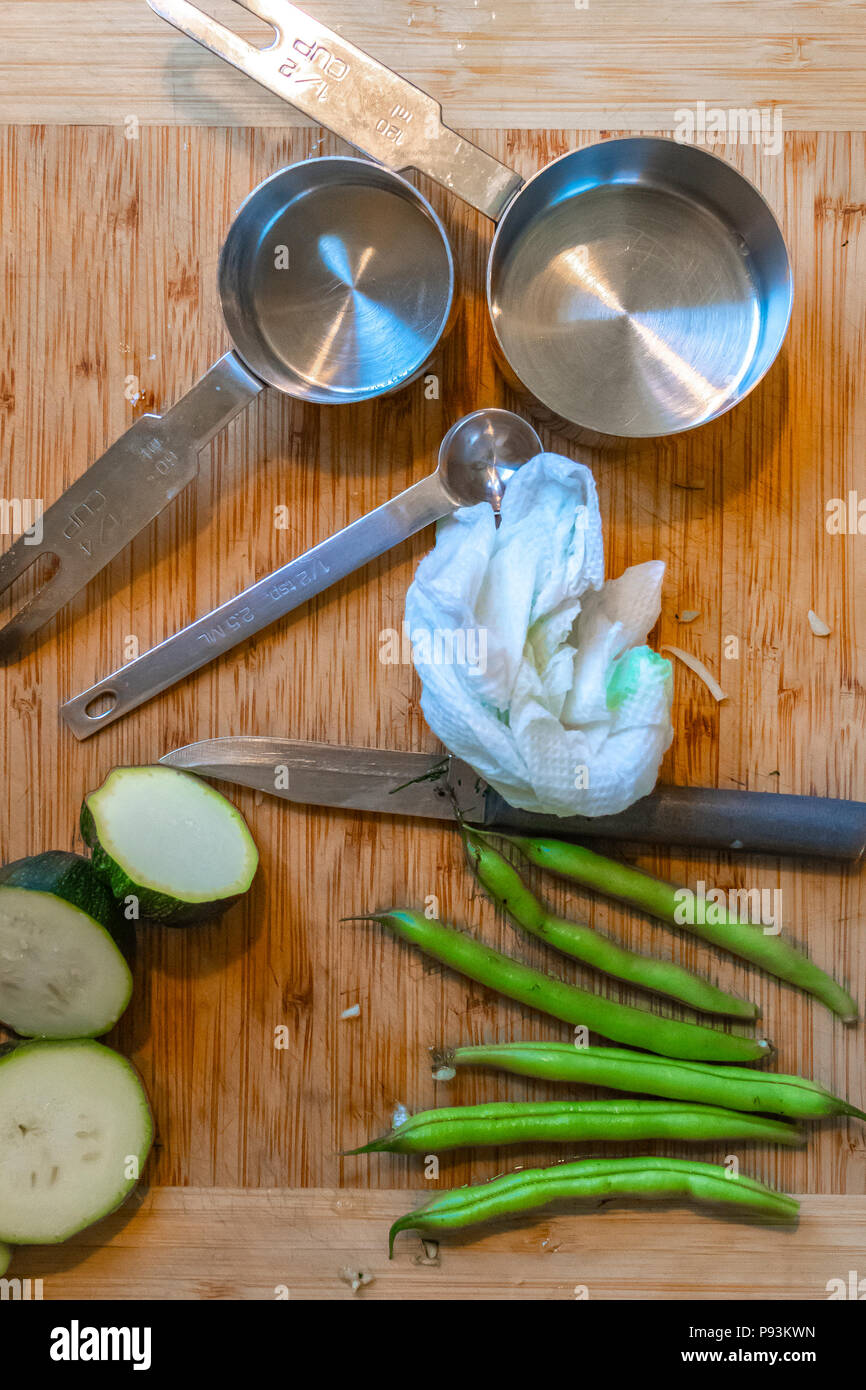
xmin=81 ymin=767 xmax=259 ymax=926
xmin=81 ymin=798 xmax=217 ymax=925
xmin=0 ymin=851 xmax=135 ymax=962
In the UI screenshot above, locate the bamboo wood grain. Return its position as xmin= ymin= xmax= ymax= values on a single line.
xmin=7 ymin=1188 xmax=865 ymax=1300
xmin=0 ymin=120 xmax=864 ymax=1296
xmin=2 ymin=1 xmax=866 ymax=128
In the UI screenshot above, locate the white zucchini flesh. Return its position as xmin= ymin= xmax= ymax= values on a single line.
xmin=0 ymin=887 xmax=132 ymax=1038
xmin=0 ymin=1042 xmax=152 ymax=1244
xmin=89 ymin=766 xmax=257 ymax=903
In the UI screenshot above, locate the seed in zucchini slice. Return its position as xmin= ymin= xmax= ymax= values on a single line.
xmin=81 ymin=765 xmax=259 ymax=925
xmin=0 ymin=1039 xmax=153 ymax=1245
xmin=0 ymin=852 xmax=133 ymax=1039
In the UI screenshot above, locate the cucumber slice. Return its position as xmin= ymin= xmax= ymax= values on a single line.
xmin=0 ymin=852 xmax=133 ymax=1039
xmin=0 ymin=1039 xmax=152 ymax=1244
xmin=0 ymin=1241 xmax=10 ymax=1275
xmin=81 ymin=765 xmax=259 ymax=925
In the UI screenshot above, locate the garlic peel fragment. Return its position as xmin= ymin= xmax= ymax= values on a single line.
xmin=807 ymin=610 xmax=831 ymax=637
xmin=661 ymin=645 xmax=727 ymax=703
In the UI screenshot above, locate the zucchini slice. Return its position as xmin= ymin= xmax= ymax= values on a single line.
xmin=0 ymin=852 xmax=133 ymax=1039
xmin=0 ymin=1039 xmax=152 ymax=1244
xmin=81 ymin=765 xmax=259 ymax=925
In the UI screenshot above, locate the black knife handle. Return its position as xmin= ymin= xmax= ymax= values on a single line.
xmin=481 ymin=785 xmax=866 ymax=861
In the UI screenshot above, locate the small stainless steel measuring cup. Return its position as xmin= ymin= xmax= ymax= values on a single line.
xmin=0 ymin=157 xmax=453 ymax=656
xmin=149 ymin=0 xmax=793 ymax=445
xmin=60 ymin=408 xmax=543 ymax=738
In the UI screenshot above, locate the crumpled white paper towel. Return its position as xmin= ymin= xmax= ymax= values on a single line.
xmin=403 ymin=452 xmax=674 ymax=817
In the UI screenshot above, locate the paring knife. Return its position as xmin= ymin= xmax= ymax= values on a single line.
xmin=158 ymin=738 xmax=866 ymax=860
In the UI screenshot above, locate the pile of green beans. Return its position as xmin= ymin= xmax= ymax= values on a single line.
xmin=440 ymin=1041 xmax=866 ymax=1121
xmin=352 ymin=819 xmax=860 ymax=1253
xmin=346 ymin=1098 xmax=802 ymax=1154
xmin=388 ymin=1156 xmax=799 ymax=1256
xmin=504 ymin=834 xmax=857 ymax=1021
xmin=358 ymin=911 xmax=772 ymax=1062
xmin=464 ymin=828 xmax=757 ymax=1019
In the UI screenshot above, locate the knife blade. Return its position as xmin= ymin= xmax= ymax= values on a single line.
xmin=158 ymin=738 xmax=866 ymax=860
xmin=161 ymin=738 xmax=487 ymax=821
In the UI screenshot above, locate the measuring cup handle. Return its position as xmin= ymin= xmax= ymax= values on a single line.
xmin=146 ymin=0 xmax=523 ymax=220
xmin=60 ymin=470 xmax=452 ymax=739
xmin=0 ymin=353 xmax=263 ymax=660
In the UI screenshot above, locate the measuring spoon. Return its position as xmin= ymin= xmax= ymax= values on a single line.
xmin=60 ymin=409 xmax=542 ymax=738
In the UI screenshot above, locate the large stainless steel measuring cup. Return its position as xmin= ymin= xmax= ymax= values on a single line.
xmin=0 ymin=157 xmax=453 ymax=657
xmin=149 ymin=0 xmax=793 ymax=443
xmin=60 ymin=409 xmax=543 ymax=738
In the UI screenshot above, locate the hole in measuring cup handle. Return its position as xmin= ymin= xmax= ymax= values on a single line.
xmin=189 ymin=0 xmax=278 ymax=51
xmin=84 ymin=691 xmax=118 ymax=720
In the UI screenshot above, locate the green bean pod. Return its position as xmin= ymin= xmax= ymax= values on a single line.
xmin=442 ymin=1041 xmax=866 ymax=1121
xmin=464 ymin=828 xmax=757 ymax=1019
xmin=347 ymin=1098 xmax=801 ymax=1153
xmin=359 ymin=911 xmax=773 ymax=1062
xmin=388 ymin=1155 xmax=799 ymax=1255
xmin=506 ymin=835 xmax=858 ymax=1022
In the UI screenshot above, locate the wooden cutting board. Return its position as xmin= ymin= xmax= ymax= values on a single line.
xmin=14 ymin=1190 xmax=866 ymax=1300
xmin=0 ymin=5 xmax=865 ymax=1301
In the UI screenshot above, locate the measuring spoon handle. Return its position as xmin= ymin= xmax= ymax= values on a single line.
xmin=146 ymin=0 xmax=523 ymax=220
xmin=0 ymin=353 xmax=263 ymax=661
xmin=60 ymin=470 xmax=452 ymax=739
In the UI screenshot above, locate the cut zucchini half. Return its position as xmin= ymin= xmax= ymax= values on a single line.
xmin=0 ymin=1241 xmax=10 ymax=1275
xmin=0 ymin=1039 xmax=153 ymax=1244
xmin=82 ymin=765 xmax=259 ymax=925
xmin=0 ymin=852 xmax=133 ymax=1039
